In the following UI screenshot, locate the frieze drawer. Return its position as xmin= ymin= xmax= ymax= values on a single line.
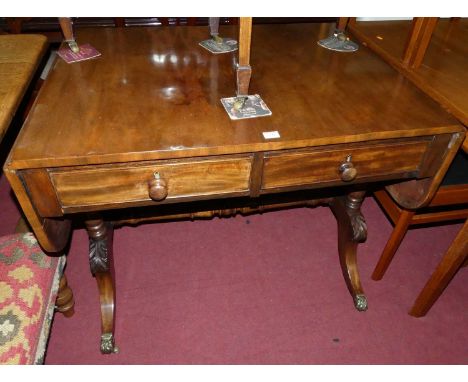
xmin=49 ymin=155 xmax=253 ymax=210
xmin=262 ymin=140 xmax=430 ymax=191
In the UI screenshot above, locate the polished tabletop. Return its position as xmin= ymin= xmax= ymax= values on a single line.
xmin=351 ymin=19 xmax=468 ymax=128
xmin=0 ymin=34 xmax=47 ymax=141
xmin=8 ymin=23 xmax=461 ymax=169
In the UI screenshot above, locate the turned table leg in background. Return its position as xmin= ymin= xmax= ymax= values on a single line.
xmin=85 ymin=219 xmax=118 ymax=354
xmin=330 ymin=191 xmax=368 ymax=311
xmin=55 ymin=274 xmax=75 ymax=317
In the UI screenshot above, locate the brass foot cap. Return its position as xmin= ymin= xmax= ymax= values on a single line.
xmin=354 ymin=294 xmax=368 ymax=311
xmin=100 ymin=333 xmax=119 ymax=354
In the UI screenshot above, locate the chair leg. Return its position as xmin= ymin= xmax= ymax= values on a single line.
xmin=409 ymin=219 xmax=468 ymax=317
xmin=372 ymin=209 xmax=415 ymax=280
xmin=56 ymin=274 xmax=75 ymax=317
xmin=15 ymin=217 xmax=75 ymax=317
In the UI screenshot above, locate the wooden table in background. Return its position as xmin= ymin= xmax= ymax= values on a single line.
xmin=348 ymin=19 xmax=468 ymax=136
xmin=3 ymin=23 xmax=465 ymax=353
xmin=0 ymin=34 xmax=47 ymax=141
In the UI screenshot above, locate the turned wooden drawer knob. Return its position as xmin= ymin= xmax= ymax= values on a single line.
xmin=148 ymin=172 xmax=168 ymax=201
xmin=339 ymin=155 xmax=357 ymax=182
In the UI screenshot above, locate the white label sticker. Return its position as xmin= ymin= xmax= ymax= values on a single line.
xmin=262 ymin=131 xmax=280 ymax=139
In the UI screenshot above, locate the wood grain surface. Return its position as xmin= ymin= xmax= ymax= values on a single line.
xmin=3 ymin=22 xmax=465 ymax=253
xmin=349 ymin=18 xmax=468 ymax=127
xmin=262 ymin=140 xmax=429 ymax=190
xmin=6 ymin=23 xmax=462 ymax=169
xmin=50 ymin=155 xmax=253 ymax=209
xmin=0 ymin=34 xmax=47 ymax=140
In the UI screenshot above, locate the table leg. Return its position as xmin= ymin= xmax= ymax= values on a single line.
xmin=209 ymin=17 xmax=220 ymax=38
xmin=237 ymin=66 xmax=252 ymax=97
xmin=58 ymin=17 xmax=80 ymax=53
xmin=55 ymin=274 xmax=75 ymax=317
xmin=409 ymin=219 xmax=468 ymax=317
xmin=85 ymin=219 xmax=118 ymax=354
xmin=237 ymin=17 xmax=252 ymax=96
xmin=330 ymin=191 xmax=368 ymax=311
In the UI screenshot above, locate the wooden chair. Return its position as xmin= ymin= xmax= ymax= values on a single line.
xmin=372 ymin=144 xmax=468 ymax=315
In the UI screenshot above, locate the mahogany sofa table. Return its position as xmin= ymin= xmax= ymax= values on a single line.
xmin=3 ymin=23 xmax=465 ymax=354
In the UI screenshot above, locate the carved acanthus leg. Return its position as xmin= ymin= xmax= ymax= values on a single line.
xmin=329 ymin=191 xmax=368 ymax=311
xmin=85 ymin=219 xmax=118 ymax=354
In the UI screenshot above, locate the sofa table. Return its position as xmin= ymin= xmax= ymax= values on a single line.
xmin=3 ymin=23 xmax=465 ymax=354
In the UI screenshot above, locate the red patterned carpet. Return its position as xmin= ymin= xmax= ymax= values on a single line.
xmin=0 ymin=174 xmax=466 ymax=364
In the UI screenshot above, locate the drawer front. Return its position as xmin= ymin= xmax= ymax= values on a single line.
xmin=50 ymin=156 xmax=253 ymax=208
xmin=262 ymin=141 xmax=430 ymax=190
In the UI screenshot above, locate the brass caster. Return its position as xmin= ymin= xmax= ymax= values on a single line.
xmin=100 ymin=333 xmax=119 ymax=354
xmin=354 ymin=294 xmax=368 ymax=311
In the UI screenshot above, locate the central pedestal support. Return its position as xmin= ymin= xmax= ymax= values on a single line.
xmin=85 ymin=191 xmax=368 ymax=353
